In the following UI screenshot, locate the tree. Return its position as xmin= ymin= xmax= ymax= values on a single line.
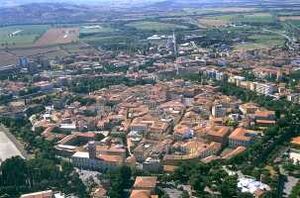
xmin=107 ymin=166 xmax=132 ymax=198
xmin=0 ymin=156 xmax=27 ymax=187
xmin=290 ymin=182 xmax=300 ymax=198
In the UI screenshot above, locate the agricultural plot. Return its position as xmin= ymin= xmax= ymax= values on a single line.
xmin=197 ymin=13 xmax=274 ymax=28
xmin=125 ymin=21 xmax=188 ymax=31
xmin=233 ymin=13 xmax=276 ymax=24
xmin=0 ymin=25 xmax=49 ymax=48
xmin=35 ymin=28 xmax=80 ymax=46
xmin=80 ymin=25 xmax=115 ymax=35
xmin=0 ymin=51 xmax=18 ymax=66
xmin=198 ymin=18 xmax=230 ymax=28
xmin=279 ymin=16 xmax=300 ymax=21
xmin=234 ymin=34 xmax=285 ymax=50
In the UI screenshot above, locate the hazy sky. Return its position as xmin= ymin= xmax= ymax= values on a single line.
xmin=2 ymin=0 xmax=164 ymax=6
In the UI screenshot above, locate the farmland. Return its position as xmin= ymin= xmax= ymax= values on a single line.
xmin=35 ymin=28 xmax=80 ymax=47
xmin=234 ymin=33 xmax=285 ymax=50
xmin=80 ymin=25 xmax=115 ymax=35
xmin=0 ymin=25 xmax=49 ymax=48
xmin=125 ymin=21 xmax=188 ymax=31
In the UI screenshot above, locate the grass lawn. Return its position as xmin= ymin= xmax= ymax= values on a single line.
xmin=0 ymin=25 xmax=49 ymax=48
xmin=125 ymin=21 xmax=188 ymax=31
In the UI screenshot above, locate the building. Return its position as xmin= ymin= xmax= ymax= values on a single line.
xmin=222 ymin=146 xmax=246 ymax=160
xmin=239 ymin=103 xmax=259 ymax=115
xmin=133 ymin=176 xmax=158 ymax=192
xmin=130 ymin=176 xmax=158 ymax=198
xmin=253 ymin=82 xmax=276 ymax=96
xmin=254 ymin=111 xmax=276 ymax=127
xmin=291 ymin=136 xmax=300 ymax=149
xmin=130 ymin=190 xmax=158 ymax=198
xmin=228 ymin=128 xmax=256 ymax=148
xmin=287 ymin=93 xmax=300 ymax=104
xmin=207 ymin=126 xmax=231 ymax=146
xmin=238 ymin=177 xmax=271 ymax=197
xmin=212 ymin=104 xmax=226 ymax=118
xmin=228 ymin=75 xmax=245 ymax=86
xmin=71 ymin=141 xmax=124 ymax=171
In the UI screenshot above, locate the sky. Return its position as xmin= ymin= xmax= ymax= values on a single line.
xmin=2 ymin=0 xmax=165 ymax=7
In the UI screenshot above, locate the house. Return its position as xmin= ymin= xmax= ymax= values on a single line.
xmin=291 ymin=136 xmax=300 ymax=149
xmin=228 ymin=128 xmax=256 ymax=148
xmin=239 ymin=103 xmax=259 ymax=115
xmin=207 ymin=126 xmax=231 ymax=146
xmin=254 ymin=111 xmax=276 ymax=127
xmin=130 ymin=177 xmax=158 ymax=198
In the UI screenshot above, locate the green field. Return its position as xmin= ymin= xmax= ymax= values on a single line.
xmin=233 ymin=13 xmax=276 ymax=24
xmin=289 ymin=20 xmax=300 ymax=27
xmin=0 ymin=25 xmax=49 ymax=48
xmin=234 ymin=33 xmax=285 ymax=50
xmin=126 ymin=21 xmax=188 ymax=31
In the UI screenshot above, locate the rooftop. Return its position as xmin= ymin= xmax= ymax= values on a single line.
xmin=229 ymin=128 xmax=252 ymax=142
xmin=291 ymin=136 xmax=300 ymax=146
xmin=133 ymin=176 xmax=157 ymax=189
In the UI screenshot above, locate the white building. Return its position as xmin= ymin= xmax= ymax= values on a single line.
xmin=253 ymin=82 xmax=276 ymax=96
xmin=287 ymin=93 xmax=300 ymax=104
xmin=238 ymin=177 xmax=271 ymax=197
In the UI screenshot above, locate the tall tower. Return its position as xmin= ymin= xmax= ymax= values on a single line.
xmin=88 ymin=141 xmax=97 ymax=159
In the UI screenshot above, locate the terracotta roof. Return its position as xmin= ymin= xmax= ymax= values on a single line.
xmin=163 ymin=165 xmax=178 ymax=173
xmin=229 ymin=128 xmax=252 ymax=141
xmin=222 ymin=146 xmax=246 ymax=159
xmin=291 ymin=136 xmax=300 ymax=146
xmin=130 ymin=190 xmax=151 ymax=198
xmin=208 ymin=126 xmax=230 ymax=137
xmin=133 ymin=177 xmax=157 ymax=189
xmin=255 ymin=111 xmax=275 ymax=118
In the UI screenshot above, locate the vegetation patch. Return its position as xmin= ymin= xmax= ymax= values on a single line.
xmin=125 ymin=21 xmax=188 ymax=31
xmin=0 ymin=25 xmax=49 ymax=48
xmin=234 ymin=33 xmax=285 ymax=50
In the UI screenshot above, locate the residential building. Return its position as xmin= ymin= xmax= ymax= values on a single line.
xmin=228 ymin=128 xmax=256 ymax=148
xmin=212 ymin=104 xmax=226 ymax=118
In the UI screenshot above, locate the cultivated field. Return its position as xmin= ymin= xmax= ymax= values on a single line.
xmin=0 ymin=25 xmax=49 ymax=48
xmin=198 ymin=18 xmax=229 ymax=28
xmin=234 ymin=34 xmax=285 ymax=50
xmin=126 ymin=21 xmax=188 ymax=31
xmin=35 ymin=28 xmax=80 ymax=46
xmin=279 ymin=16 xmax=300 ymax=21
xmin=0 ymin=51 xmax=18 ymax=66
xmin=80 ymin=25 xmax=115 ymax=34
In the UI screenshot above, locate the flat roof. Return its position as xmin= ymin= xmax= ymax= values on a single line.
xmin=72 ymin=151 xmax=89 ymax=158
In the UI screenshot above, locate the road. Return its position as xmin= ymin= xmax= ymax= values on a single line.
xmin=0 ymin=125 xmax=27 ymax=164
